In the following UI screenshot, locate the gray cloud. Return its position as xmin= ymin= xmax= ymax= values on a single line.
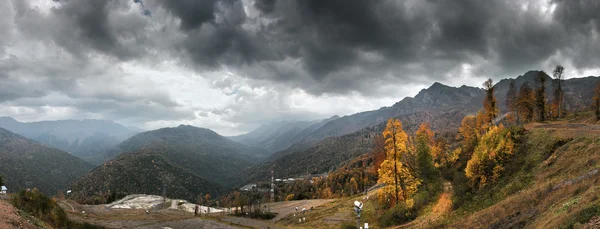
xmin=1 ymin=0 xmax=599 ymax=134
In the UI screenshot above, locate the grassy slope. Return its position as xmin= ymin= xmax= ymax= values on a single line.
xmin=442 ymin=112 xmax=600 ymax=228
xmin=275 ymin=113 xmax=600 ymax=228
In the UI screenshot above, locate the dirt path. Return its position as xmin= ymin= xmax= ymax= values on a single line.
xmin=395 ymin=181 xmax=453 ymax=229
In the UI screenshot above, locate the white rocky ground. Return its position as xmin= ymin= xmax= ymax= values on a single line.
xmin=106 ymin=194 xmax=223 ymax=213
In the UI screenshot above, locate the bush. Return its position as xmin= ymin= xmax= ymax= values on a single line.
xmin=378 ymin=202 xmax=417 ymax=227
xmin=11 ymin=189 xmax=105 ymax=229
xmin=560 ymin=205 xmax=600 ymax=229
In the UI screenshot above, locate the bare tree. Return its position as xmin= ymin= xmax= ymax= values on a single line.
xmin=553 ymin=65 xmax=565 ymax=118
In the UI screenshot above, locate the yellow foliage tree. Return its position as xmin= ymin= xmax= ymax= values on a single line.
xmin=465 ymin=125 xmax=516 ymax=189
xmin=457 ymin=115 xmax=480 ymax=158
xmin=377 ymin=119 xmax=421 ymax=207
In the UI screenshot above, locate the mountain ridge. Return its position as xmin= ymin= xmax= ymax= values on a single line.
xmin=242 ymin=71 xmax=600 ymax=185
xmin=0 ymin=127 xmax=93 ymax=196
xmin=0 ymin=117 xmax=138 ymax=165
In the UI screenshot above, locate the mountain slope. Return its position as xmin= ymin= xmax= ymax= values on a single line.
xmin=244 ymin=72 xmax=600 ymax=185
xmin=0 ymin=118 xmax=138 ymax=164
xmin=0 ymin=128 xmax=93 ymax=196
xmin=245 ymin=109 xmax=470 ymax=183
xmin=229 ymin=116 xmax=339 ymax=154
xmin=265 ymin=82 xmax=484 ymax=162
xmin=70 ymin=149 xmax=222 ymax=203
xmin=98 ymin=125 xmax=267 ymax=189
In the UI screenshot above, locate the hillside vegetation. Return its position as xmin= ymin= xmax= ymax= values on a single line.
xmin=243 ymin=72 xmax=600 ymax=188
xmin=70 ymin=125 xmax=265 ymax=203
xmin=0 ymin=128 xmax=93 ymax=196
xmin=238 ymin=72 xmax=600 ymax=228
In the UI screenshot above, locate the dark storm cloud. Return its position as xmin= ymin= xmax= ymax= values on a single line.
xmin=12 ymin=0 xmax=150 ymax=61
xmin=9 ymin=0 xmax=598 ymax=98
xmin=153 ymin=0 xmax=599 ymax=95
xmin=159 ymin=0 xmax=219 ymax=31
xmin=2 ymin=0 xmax=599 ymax=132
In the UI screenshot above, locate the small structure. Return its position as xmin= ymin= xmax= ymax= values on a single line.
xmin=1 ymin=186 xmax=7 ymax=195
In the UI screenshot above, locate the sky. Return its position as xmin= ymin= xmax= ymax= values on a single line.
xmin=0 ymin=0 xmax=599 ymax=135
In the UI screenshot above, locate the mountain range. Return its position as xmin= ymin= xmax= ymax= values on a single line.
xmin=228 ymin=115 xmax=340 ymax=154
xmin=0 ymin=118 xmax=138 ymax=165
xmin=2 ymin=70 xmax=598 ymax=201
xmin=239 ymin=71 xmax=600 ymax=184
xmin=0 ymin=127 xmax=93 ymax=195
xmin=69 ymin=124 xmax=268 ymax=202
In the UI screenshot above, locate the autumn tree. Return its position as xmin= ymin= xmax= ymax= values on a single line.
xmin=349 ymin=177 xmax=359 ymax=195
xmin=377 ymin=119 xmax=420 ymax=207
xmin=517 ymin=83 xmax=535 ymax=123
xmin=506 ymin=80 xmax=519 ymax=124
xmin=197 ymin=193 xmax=205 ymax=206
xmin=594 ymin=82 xmax=600 ymax=121
xmin=535 ymin=72 xmax=547 ymax=122
xmin=371 ymin=135 xmax=386 ymax=174
xmin=465 ymin=125 xmax=516 ymax=189
xmin=458 ymin=115 xmax=479 ymax=155
xmin=414 ymin=123 xmax=439 ymax=184
xmin=482 ymin=79 xmax=499 ymax=126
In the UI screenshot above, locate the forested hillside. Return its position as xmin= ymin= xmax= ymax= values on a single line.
xmin=0 ymin=128 xmax=93 ymax=196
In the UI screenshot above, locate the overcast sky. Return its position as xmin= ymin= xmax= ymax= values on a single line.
xmin=0 ymin=0 xmax=599 ymax=135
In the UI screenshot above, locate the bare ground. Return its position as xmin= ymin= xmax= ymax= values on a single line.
xmin=0 ymin=199 xmax=38 ymax=229
xmin=58 ymin=198 xmax=335 ymax=229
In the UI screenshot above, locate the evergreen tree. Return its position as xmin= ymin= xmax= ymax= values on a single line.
xmin=415 ymin=124 xmax=439 ymax=187
xmin=594 ymin=82 xmax=600 ymax=121
xmin=535 ymin=72 xmax=547 ymax=122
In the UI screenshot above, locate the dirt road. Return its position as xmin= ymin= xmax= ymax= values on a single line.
xmin=266 ymin=199 xmax=335 ymax=221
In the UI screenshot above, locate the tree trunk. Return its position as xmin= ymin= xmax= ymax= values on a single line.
xmin=392 ymin=128 xmax=399 ymax=206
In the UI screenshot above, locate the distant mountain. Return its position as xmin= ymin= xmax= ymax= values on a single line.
xmin=70 ymin=148 xmax=222 ymax=203
xmin=0 ymin=118 xmax=138 ymax=165
xmin=228 ymin=116 xmax=340 ymax=154
xmin=86 ymin=125 xmax=267 ymax=192
xmin=244 ymin=72 xmax=600 ymax=184
xmin=245 ymin=109 xmax=474 ymax=183
xmin=265 ymin=82 xmax=485 ymax=161
xmin=0 ymin=128 xmax=93 ymax=195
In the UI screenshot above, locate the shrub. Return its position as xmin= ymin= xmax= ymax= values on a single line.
xmin=378 ymin=202 xmax=417 ymax=227
xmin=10 ymin=189 xmax=105 ymax=229
xmin=560 ymin=205 xmax=600 ymax=229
